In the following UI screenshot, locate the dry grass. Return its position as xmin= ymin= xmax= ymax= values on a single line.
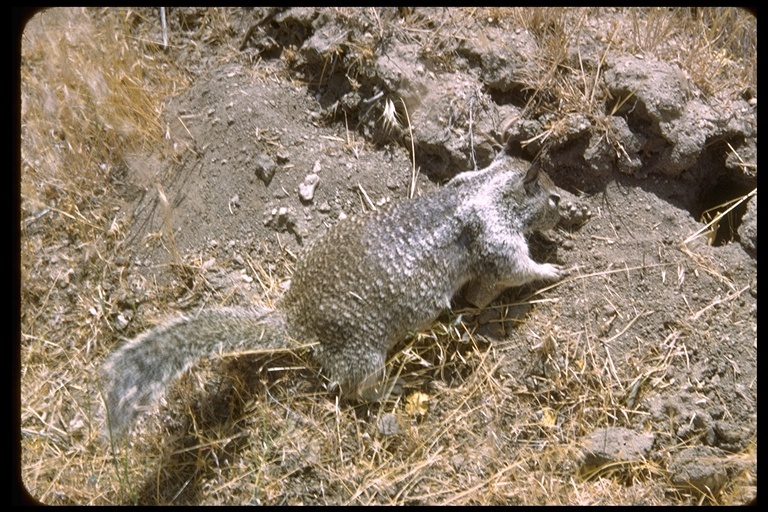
xmin=20 ymin=7 xmax=755 ymax=505
xmin=20 ymin=7 xmax=190 ymax=504
xmin=21 ymin=8 xmax=187 ymax=215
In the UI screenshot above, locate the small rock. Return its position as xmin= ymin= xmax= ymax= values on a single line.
xmin=579 ymin=427 xmax=655 ymax=470
xmin=254 ymin=153 xmax=277 ymax=185
xmin=713 ymin=421 xmax=751 ymax=452
xmin=265 ymin=206 xmax=302 ymax=239
xmin=299 ymin=173 xmax=320 ymax=202
xmin=116 ymin=311 xmax=133 ymax=329
xmin=377 ymin=412 xmax=401 ymax=437
xmin=668 ymin=446 xmax=728 ymax=495
xmin=276 ymin=150 xmax=290 ymax=164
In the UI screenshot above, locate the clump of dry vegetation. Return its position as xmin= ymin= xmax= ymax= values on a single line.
xmin=20 ymin=7 xmax=189 ymax=504
xmin=21 ymin=8 xmax=186 ymax=214
xmin=20 ymin=7 xmax=755 ymax=505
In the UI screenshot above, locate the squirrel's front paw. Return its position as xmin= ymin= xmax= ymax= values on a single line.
xmin=539 ymin=263 xmax=566 ymax=281
xmin=558 ymin=200 xmax=592 ymax=228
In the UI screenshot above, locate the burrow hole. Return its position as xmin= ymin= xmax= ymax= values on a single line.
xmin=692 ymin=173 xmax=753 ymax=247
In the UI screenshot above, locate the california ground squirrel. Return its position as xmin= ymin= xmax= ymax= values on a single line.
xmin=102 ymin=152 xmax=565 ymax=434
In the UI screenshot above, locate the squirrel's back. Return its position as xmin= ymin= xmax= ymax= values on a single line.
xmin=281 ymin=153 xmax=561 ymax=395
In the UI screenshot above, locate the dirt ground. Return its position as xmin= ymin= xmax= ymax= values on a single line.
xmin=19 ymin=8 xmax=755 ymax=505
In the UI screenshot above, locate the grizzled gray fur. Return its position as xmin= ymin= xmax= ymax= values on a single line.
xmin=102 ymin=152 xmax=564 ymax=434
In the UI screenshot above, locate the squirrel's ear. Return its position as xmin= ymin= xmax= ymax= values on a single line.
xmin=523 ymin=163 xmax=541 ymax=191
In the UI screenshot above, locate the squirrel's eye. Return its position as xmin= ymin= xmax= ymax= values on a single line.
xmin=550 ymin=193 xmax=560 ymax=207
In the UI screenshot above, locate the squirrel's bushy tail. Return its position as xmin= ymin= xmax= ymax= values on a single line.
xmin=101 ymin=306 xmax=289 ymax=435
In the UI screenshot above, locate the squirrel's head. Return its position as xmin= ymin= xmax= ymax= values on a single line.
xmin=451 ymin=153 xmax=561 ymax=233
xmin=521 ymin=163 xmax=561 ymax=232
xmin=480 ymin=157 xmax=560 ymax=233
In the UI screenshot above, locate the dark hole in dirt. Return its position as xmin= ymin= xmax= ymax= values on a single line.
xmin=414 ymin=152 xmax=454 ymax=181
xmin=486 ymin=86 xmax=529 ymax=108
xmin=270 ymin=19 xmax=312 ymax=49
xmin=504 ymin=140 xmax=528 ymax=160
xmin=693 ymin=173 xmax=752 ymax=247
